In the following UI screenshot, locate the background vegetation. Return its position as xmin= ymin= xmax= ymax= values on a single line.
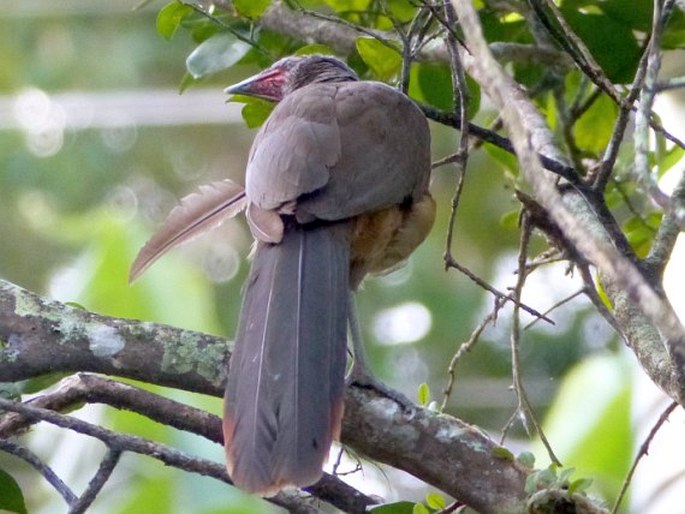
xmin=1 ymin=0 xmax=685 ymax=513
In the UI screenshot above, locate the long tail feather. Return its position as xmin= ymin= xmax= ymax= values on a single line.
xmin=130 ymin=179 xmax=247 ymax=282
xmin=223 ymin=222 xmax=350 ymax=494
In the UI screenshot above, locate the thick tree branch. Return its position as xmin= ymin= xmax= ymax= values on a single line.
xmin=0 ymin=279 xmax=537 ymax=513
xmin=0 ymin=279 xmax=623 ymax=512
xmin=0 ymin=280 xmax=229 ymax=395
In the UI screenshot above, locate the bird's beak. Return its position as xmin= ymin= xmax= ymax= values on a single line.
xmin=224 ymin=68 xmax=284 ymax=102
xmin=224 ymin=76 xmax=257 ymax=96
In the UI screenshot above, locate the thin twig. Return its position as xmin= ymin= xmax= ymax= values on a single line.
xmin=287 ymin=0 xmax=400 ymax=51
xmin=442 ymin=2 xmax=473 ymax=287
xmin=507 ymin=214 xmax=562 ymax=465
xmin=528 ymin=0 xmax=622 ymax=106
xmin=0 ymin=438 xmax=77 ymax=505
xmin=69 ymin=449 xmax=122 ymax=514
xmin=646 ymin=171 xmax=685 ymax=276
xmin=444 ymin=253 xmax=554 ymax=324
xmin=420 ymin=103 xmax=582 ymax=185
xmin=0 ymin=373 xmax=221 ymax=442
xmin=612 ymin=401 xmax=679 ymax=514
xmin=441 ymin=297 xmax=506 ymax=411
xmin=632 ymin=0 xmax=674 ymax=211
xmin=524 ymin=288 xmax=584 ymax=330
xmin=656 ymin=76 xmax=685 ymax=91
xmin=182 ymin=1 xmax=271 ymax=56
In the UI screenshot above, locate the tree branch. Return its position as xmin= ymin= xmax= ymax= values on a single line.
xmin=0 ymin=396 xmax=321 ymax=514
xmin=0 ymin=279 xmax=538 ymax=513
xmin=0 ymin=373 xmax=378 ymax=514
xmin=449 ymin=0 xmax=685 ymax=407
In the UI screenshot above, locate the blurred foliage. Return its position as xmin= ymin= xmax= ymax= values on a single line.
xmin=1 ymin=0 xmax=684 ymax=512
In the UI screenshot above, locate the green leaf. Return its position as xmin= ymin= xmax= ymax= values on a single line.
xmin=573 ymin=93 xmax=618 ymax=154
xmin=370 ymin=501 xmax=416 ymax=514
xmin=417 ymin=382 xmax=430 ymax=405
xmin=557 ymin=466 xmax=576 ymax=486
xmin=658 ymin=145 xmax=685 ymax=178
xmin=624 ymin=212 xmax=661 ymax=258
xmin=568 ymin=477 xmax=593 ymax=495
xmin=156 ymin=1 xmax=194 ymax=41
xmin=517 ymin=450 xmax=536 ymax=468
xmin=186 ymin=33 xmax=251 ymax=79
xmin=0 ymin=382 xmax=21 ymax=400
xmin=324 ymin=0 xmax=372 ymax=13
xmin=0 ymin=468 xmax=27 ymax=514
xmin=499 ymin=209 xmax=520 ymax=230
xmin=535 ymin=467 xmax=557 ymax=488
xmin=412 ymin=504 xmax=430 ymax=514
xmin=178 ymin=71 xmax=198 ymax=93
xmin=295 ymin=44 xmax=337 ymax=56
xmin=425 ymin=492 xmax=446 ymax=509
xmin=595 ymin=272 xmax=613 ymax=311
xmin=386 ymin=0 xmax=418 ymax=22
xmin=600 ymin=0 xmax=653 ymax=31
xmin=560 ymin=9 xmax=641 ymax=83
xmin=491 ymin=446 xmax=515 ymax=461
xmin=229 ymin=95 xmax=275 ymax=128
xmin=18 ymin=373 xmax=68 ymax=395
xmin=408 ymin=63 xmax=453 ymax=112
xmin=355 ymin=37 xmax=402 ymax=81
xmin=233 ymin=0 xmax=271 ymax=19
xmin=485 ymin=143 xmax=519 ymax=176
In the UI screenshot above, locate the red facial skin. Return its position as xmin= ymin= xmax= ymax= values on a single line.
xmin=230 ymin=68 xmax=287 ymax=102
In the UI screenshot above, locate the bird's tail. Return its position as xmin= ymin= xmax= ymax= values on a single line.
xmin=223 ymin=221 xmax=350 ymax=495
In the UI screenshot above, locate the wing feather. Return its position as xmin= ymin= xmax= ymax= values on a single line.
xmin=130 ymin=179 xmax=247 ymax=282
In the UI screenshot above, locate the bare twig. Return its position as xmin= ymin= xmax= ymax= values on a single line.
xmin=656 ymin=76 xmax=685 ymax=91
xmin=505 ymin=215 xmax=561 ymax=465
xmin=523 ymin=288 xmax=584 ymax=330
xmin=528 ymin=0 xmax=622 ymax=106
xmin=69 ymin=449 xmax=122 ymax=514
xmin=442 ymin=2 xmax=472 ymax=276
xmin=420 ymin=103 xmax=582 ymax=185
xmin=633 ymin=0 xmax=675 ymax=211
xmin=612 ymin=401 xmax=679 ymax=514
xmin=450 ymin=0 xmax=685 ymax=405
xmin=444 ymin=253 xmax=553 ymax=324
xmin=0 ymin=438 xmax=77 ymax=505
xmin=286 ymin=0 xmax=400 ymax=51
xmin=441 ymin=297 xmax=506 ymax=411
xmin=181 ymin=1 xmax=271 ymax=56
xmin=646 ymin=171 xmax=685 ymax=276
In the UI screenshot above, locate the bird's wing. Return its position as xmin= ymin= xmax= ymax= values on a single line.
xmin=245 ymin=85 xmax=341 ymax=210
xmin=297 ymin=81 xmax=431 ymax=222
xmin=245 ymin=81 xmax=430 ymax=223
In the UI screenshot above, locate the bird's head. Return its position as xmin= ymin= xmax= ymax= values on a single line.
xmin=224 ymin=55 xmax=358 ymax=102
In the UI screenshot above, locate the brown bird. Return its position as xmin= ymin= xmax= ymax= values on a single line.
xmin=130 ymin=55 xmax=434 ymax=495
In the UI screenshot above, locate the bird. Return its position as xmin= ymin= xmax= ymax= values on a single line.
xmin=130 ymin=54 xmax=435 ymax=495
